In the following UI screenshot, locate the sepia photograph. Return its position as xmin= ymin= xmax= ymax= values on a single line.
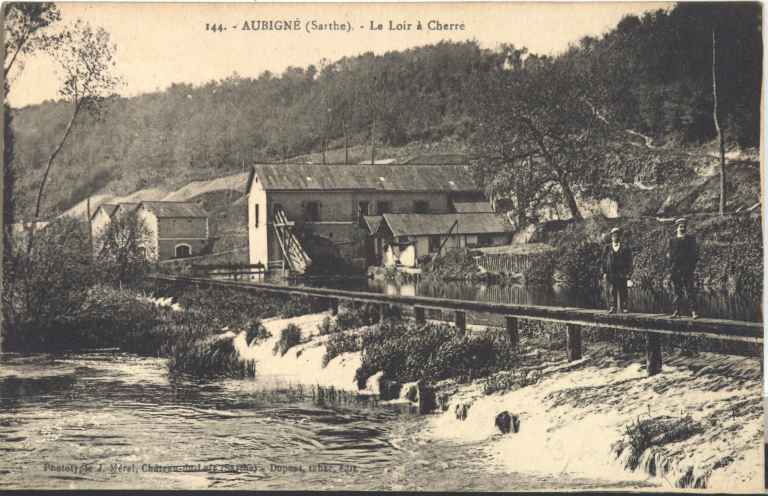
xmin=0 ymin=1 xmax=764 ymax=491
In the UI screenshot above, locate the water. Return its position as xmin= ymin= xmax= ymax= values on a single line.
xmin=1 ymin=352 xmax=654 ymax=490
xmin=247 ymin=275 xmax=761 ymax=322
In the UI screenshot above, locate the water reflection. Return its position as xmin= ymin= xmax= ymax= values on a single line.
xmin=280 ymin=276 xmax=760 ymax=322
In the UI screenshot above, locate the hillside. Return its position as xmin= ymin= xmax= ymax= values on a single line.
xmin=6 ymin=3 xmax=761 ymax=225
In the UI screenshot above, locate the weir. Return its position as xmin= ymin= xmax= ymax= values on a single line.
xmin=150 ymin=274 xmax=763 ymax=377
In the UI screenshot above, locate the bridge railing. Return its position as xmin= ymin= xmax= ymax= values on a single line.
xmin=149 ymin=274 xmax=763 ymax=377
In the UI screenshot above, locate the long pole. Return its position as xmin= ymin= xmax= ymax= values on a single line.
xmin=712 ymin=29 xmax=726 ymax=216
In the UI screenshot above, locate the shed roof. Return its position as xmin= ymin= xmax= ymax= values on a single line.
xmin=251 ymin=163 xmax=478 ymax=192
xmin=378 ymin=213 xmax=513 ymax=237
xmin=453 ymin=201 xmax=494 ymax=213
xmin=139 ymin=201 xmax=208 ymax=218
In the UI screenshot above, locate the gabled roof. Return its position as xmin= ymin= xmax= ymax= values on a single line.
xmin=91 ymin=203 xmax=119 ymax=220
xmin=378 ymin=213 xmax=514 ymax=237
xmin=138 ymin=201 xmax=208 ymax=218
xmin=453 ymin=201 xmax=494 ymax=213
xmin=362 ymin=215 xmax=383 ymax=235
xmin=250 ymin=163 xmax=478 ymax=192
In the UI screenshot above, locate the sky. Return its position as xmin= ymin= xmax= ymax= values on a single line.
xmin=6 ymin=1 xmax=673 ymax=108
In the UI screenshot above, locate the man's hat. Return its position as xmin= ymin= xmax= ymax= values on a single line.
xmin=675 ymin=218 xmax=688 ymax=225
xmin=610 ymin=227 xmax=622 ymax=235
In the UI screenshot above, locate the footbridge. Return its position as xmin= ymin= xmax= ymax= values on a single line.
xmin=150 ymin=274 xmax=763 ymax=377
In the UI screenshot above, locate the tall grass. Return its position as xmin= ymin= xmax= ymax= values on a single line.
xmin=167 ymin=333 xmax=256 ymax=379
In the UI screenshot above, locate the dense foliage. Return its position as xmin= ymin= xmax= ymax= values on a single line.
xmin=354 ymin=321 xmax=517 ymax=388
xmin=8 ymin=3 xmax=761 ymax=219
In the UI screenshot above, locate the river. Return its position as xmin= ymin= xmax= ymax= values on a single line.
xmin=241 ymin=275 xmax=761 ymax=322
xmin=1 ymin=352 xmax=655 ymax=491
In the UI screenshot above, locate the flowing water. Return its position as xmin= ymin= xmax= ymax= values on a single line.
xmin=0 ymin=352 xmax=654 ymax=491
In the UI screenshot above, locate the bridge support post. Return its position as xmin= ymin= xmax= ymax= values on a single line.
xmin=455 ymin=311 xmax=466 ymax=332
xmin=414 ymin=306 xmax=426 ymax=324
xmin=646 ymin=333 xmax=662 ymax=376
xmin=329 ymin=299 xmax=339 ymax=316
xmin=566 ymin=324 xmax=582 ymax=361
xmin=505 ymin=317 xmax=519 ymax=351
xmin=378 ymin=303 xmax=386 ymax=324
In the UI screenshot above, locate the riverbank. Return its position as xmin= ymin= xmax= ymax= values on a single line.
xmin=227 ymin=311 xmax=763 ymax=491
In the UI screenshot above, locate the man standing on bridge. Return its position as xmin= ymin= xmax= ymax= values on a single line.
xmin=667 ymin=217 xmax=699 ymax=319
xmin=602 ymin=227 xmax=633 ymax=314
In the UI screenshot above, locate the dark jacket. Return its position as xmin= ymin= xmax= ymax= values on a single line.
xmin=602 ymin=242 xmax=633 ymax=280
xmin=667 ymin=234 xmax=698 ymax=275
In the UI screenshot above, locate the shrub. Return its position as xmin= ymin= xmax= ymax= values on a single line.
xmin=322 ymin=330 xmax=362 ymax=367
xmin=554 ymin=240 xmax=603 ymax=290
xmin=317 ymin=316 xmax=337 ymax=336
xmin=245 ymin=320 xmax=271 ymax=345
xmin=523 ymin=251 xmax=557 ymax=285
xmin=354 ymin=321 xmax=517 ymax=388
xmin=335 ymin=302 xmax=382 ymax=330
xmin=273 ymin=323 xmax=302 ymax=356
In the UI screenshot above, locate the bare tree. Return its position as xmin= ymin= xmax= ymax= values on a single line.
xmin=27 ymin=20 xmax=121 ymax=253
xmin=712 ymin=29 xmax=726 ymax=216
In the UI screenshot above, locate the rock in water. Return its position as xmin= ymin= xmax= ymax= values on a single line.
xmin=455 ymin=402 xmax=471 ymax=421
xmin=495 ymin=411 xmax=521 ymax=434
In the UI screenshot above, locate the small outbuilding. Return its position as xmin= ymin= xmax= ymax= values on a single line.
xmin=372 ymin=212 xmax=514 ymax=267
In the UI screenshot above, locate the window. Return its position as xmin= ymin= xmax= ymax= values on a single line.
xmin=304 ymin=201 xmax=320 ymax=222
xmin=377 ymin=201 xmax=392 ymax=215
xmin=175 ymin=244 xmax=191 ymax=258
xmin=413 ymin=200 xmax=429 ymax=214
xmin=136 ymin=246 xmax=146 ymax=258
xmin=358 ymin=201 xmax=369 ymax=223
xmin=429 ymin=235 xmax=441 ymax=253
xmin=477 ymin=234 xmax=493 ymax=247
xmin=254 ymin=204 xmax=259 ymax=227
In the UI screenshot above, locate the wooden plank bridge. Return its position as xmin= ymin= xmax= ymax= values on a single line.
xmin=150 ymin=274 xmax=763 ymax=377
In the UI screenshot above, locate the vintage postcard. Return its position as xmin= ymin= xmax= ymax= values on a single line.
xmin=1 ymin=1 xmax=764 ymax=491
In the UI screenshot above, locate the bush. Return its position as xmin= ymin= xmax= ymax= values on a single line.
xmin=555 ymin=240 xmax=603 ymax=290
xmin=245 ymin=320 xmax=270 ymax=345
xmin=317 ymin=316 xmax=337 ymax=336
xmin=354 ymin=321 xmax=517 ymax=388
xmin=322 ymin=330 xmax=362 ymax=367
xmin=422 ymin=248 xmax=483 ymax=282
xmin=335 ymin=302 xmax=383 ymax=330
xmin=523 ymin=251 xmax=557 ymax=285
xmin=273 ymin=323 xmax=302 ymax=356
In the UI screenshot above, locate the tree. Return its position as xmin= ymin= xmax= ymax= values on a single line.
xmin=27 ymin=20 xmax=121 ymax=253
xmin=471 ymin=49 xmax=619 ymax=223
xmin=4 ymin=218 xmax=95 ymax=346
xmin=95 ymin=210 xmax=154 ymax=287
xmin=712 ymin=29 xmax=726 ymax=216
xmin=3 ymin=3 xmax=61 ymax=352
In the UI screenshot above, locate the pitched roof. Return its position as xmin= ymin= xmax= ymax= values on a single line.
xmin=139 ymin=201 xmax=208 ymax=218
xmin=251 ymin=164 xmax=478 ymax=192
xmin=362 ymin=215 xmax=383 ymax=235
xmin=379 ymin=213 xmax=514 ymax=237
xmin=91 ymin=203 xmax=119 ymax=220
xmin=453 ymin=201 xmax=494 ymax=213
